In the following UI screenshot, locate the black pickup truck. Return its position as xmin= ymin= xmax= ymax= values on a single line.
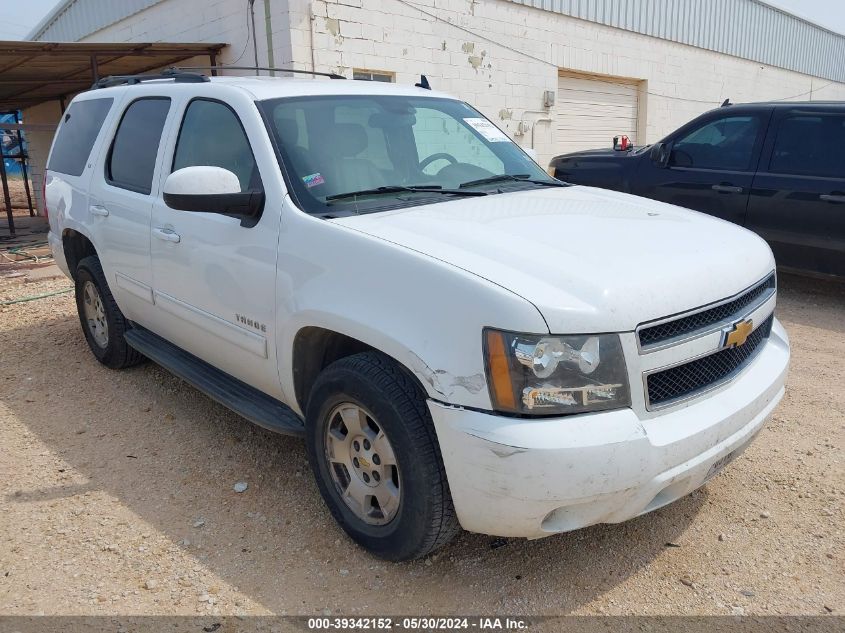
xmin=548 ymin=102 xmax=845 ymax=278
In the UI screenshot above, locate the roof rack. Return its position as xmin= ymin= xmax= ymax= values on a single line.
xmin=172 ymin=65 xmax=346 ymax=80
xmin=92 ymin=69 xmax=208 ymax=89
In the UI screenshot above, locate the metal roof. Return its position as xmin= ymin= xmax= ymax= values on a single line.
xmin=0 ymin=41 xmax=225 ymax=111
xmin=509 ymin=0 xmax=845 ymax=83
xmin=28 ymin=0 xmax=167 ymax=43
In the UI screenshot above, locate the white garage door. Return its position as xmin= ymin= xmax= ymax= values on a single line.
xmin=555 ymin=72 xmax=640 ymax=154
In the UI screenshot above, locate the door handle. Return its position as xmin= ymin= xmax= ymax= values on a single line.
xmin=89 ymin=204 xmax=109 ymax=217
xmin=711 ymin=184 xmax=743 ymax=194
xmin=152 ymin=227 xmax=181 ymax=243
xmin=820 ymin=194 xmax=845 ymax=203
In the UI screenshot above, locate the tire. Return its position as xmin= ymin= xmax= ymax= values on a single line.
xmin=74 ymin=255 xmax=145 ymax=369
xmin=305 ymin=351 xmax=460 ymax=561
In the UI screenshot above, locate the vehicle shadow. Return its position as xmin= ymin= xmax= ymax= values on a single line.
xmin=2 ymin=301 xmax=774 ymax=616
xmin=776 ymin=272 xmax=845 ymax=336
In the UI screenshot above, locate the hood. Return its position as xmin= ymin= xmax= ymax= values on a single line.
xmin=551 ymin=146 xmax=641 ymax=168
xmin=331 ymin=186 xmax=775 ymax=333
xmin=556 ymin=147 xmax=630 ymax=158
xmin=552 ymin=146 xmax=646 ymax=161
xmin=550 ymin=148 xmax=644 ymax=187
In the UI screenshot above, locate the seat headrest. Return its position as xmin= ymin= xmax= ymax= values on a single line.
xmin=333 ymin=123 xmax=367 ymax=157
xmin=274 ymin=117 xmax=300 ymax=146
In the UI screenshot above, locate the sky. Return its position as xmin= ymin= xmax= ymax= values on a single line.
xmin=1 ymin=0 xmax=844 ymax=40
xmin=0 ymin=0 xmax=60 ymax=40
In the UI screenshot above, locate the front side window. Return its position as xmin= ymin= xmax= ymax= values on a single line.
xmin=671 ymin=115 xmax=761 ymax=171
xmin=259 ymin=95 xmax=552 ymax=215
xmin=107 ymin=98 xmax=171 ymax=194
xmin=173 ymin=99 xmax=261 ymax=192
xmin=48 ymin=98 xmax=113 ymax=176
xmin=769 ymin=114 xmax=845 ymax=178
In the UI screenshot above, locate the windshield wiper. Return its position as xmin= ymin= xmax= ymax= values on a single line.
xmin=459 ymin=174 xmax=566 ymax=188
xmin=325 ymin=185 xmax=487 ymax=202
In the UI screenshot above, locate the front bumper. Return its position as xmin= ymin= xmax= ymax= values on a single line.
xmin=429 ymin=319 xmax=789 ymax=538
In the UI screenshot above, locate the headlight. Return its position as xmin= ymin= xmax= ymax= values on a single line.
xmin=483 ymin=329 xmax=631 ymax=416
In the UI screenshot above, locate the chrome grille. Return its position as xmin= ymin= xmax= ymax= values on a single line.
xmin=638 ymin=274 xmax=776 ymax=349
xmin=646 ymin=314 xmax=774 ymax=408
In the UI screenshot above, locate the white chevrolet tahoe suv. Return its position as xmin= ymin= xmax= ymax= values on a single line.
xmin=46 ymin=70 xmax=790 ymax=561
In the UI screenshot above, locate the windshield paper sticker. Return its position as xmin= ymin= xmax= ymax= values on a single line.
xmin=302 ymin=173 xmax=325 ymax=188
xmin=464 ymin=118 xmax=510 ymax=143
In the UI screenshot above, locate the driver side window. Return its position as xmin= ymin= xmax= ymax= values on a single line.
xmin=671 ymin=115 xmax=760 ymax=171
xmin=173 ymin=99 xmax=261 ymax=192
xmin=413 ymin=108 xmax=504 ymax=175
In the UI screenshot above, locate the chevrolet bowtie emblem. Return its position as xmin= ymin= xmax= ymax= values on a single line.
xmin=723 ymin=319 xmax=754 ymax=348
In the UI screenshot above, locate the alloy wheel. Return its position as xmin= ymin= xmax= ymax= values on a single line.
xmin=82 ymin=280 xmax=109 ymax=348
xmin=324 ymin=402 xmax=401 ymax=525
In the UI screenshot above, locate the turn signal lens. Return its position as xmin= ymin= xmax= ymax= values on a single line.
xmin=485 ymin=329 xmax=517 ymax=411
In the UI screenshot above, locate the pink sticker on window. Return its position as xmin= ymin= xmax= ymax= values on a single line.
xmin=303 ymin=173 xmax=325 ymax=188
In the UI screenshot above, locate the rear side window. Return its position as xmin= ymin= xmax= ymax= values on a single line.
xmin=47 ymin=98 xmax=113 ymax=176
xmin=106 ymin=98 xmax=171 ymax=194
xmin=172 ymin=99 xmax=260 ymax=192
xmin=769 ymin=114 xmax=845 ymax=178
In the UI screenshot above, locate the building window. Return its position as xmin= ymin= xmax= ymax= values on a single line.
xmin=353 ymin=69 xmax=394 ymax=82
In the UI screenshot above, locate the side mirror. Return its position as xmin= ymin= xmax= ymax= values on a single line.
xmin=524 ymin=148 xmax=539 ymax=162
xmin=650 ymin=142 xmax=672 ymax=168
xmin=163 ymin=166 xmax=264 ymax=226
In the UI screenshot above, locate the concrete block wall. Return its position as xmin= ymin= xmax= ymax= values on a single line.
xmin=287 ymin=0 xmax=845 ymax=166
xmin=80 ymin=0 xmax=295 ymax=69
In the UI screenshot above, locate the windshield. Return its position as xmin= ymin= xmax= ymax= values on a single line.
xmin=258 ymin=95 xmax=557 ymax=214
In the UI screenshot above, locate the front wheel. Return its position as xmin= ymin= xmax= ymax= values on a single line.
xmin=305 ymin=352 xmax=459 ymax=561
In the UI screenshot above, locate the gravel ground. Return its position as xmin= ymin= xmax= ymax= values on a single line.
xmin=0 ymin=271 xmax=842 ymax=617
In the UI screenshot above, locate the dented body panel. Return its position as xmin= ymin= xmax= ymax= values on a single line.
xmin=274 ymin=197 xmax=548 ymax=413
xmin=430 ymin=320 xmax=789 ymax=537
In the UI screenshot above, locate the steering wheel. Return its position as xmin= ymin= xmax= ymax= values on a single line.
xmin=419 ymin=152 xmax=459 ymax=172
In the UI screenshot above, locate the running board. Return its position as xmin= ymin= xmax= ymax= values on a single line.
xmin=124 ymin=327 xmax=305 ymax=437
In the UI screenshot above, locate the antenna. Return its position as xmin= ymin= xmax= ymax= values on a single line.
xmin=721 ymin=98 xmax=732 ymax=107
xmin=415 ymin=75 xmax=431 ymax=90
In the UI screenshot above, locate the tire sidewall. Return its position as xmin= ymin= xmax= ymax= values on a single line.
xmin=306 ymin=366 xmax=438 ymax=560
xmin=75 ymin=261 xmax=121 ymax=365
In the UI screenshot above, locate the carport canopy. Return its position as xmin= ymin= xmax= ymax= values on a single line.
xmin=0 ymin=41 xmax=226 ymax=111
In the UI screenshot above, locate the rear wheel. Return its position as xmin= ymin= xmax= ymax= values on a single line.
xmin=74 ymin=256 xmax=144 ymax=369
xmin=306 ymin=352 xmax=459 ymax=561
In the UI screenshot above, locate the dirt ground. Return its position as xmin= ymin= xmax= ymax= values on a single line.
xmin=0 ymin=270 xmax=842 ymax=617
xmin=4 ymin=178 xmax=34 ymax=211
